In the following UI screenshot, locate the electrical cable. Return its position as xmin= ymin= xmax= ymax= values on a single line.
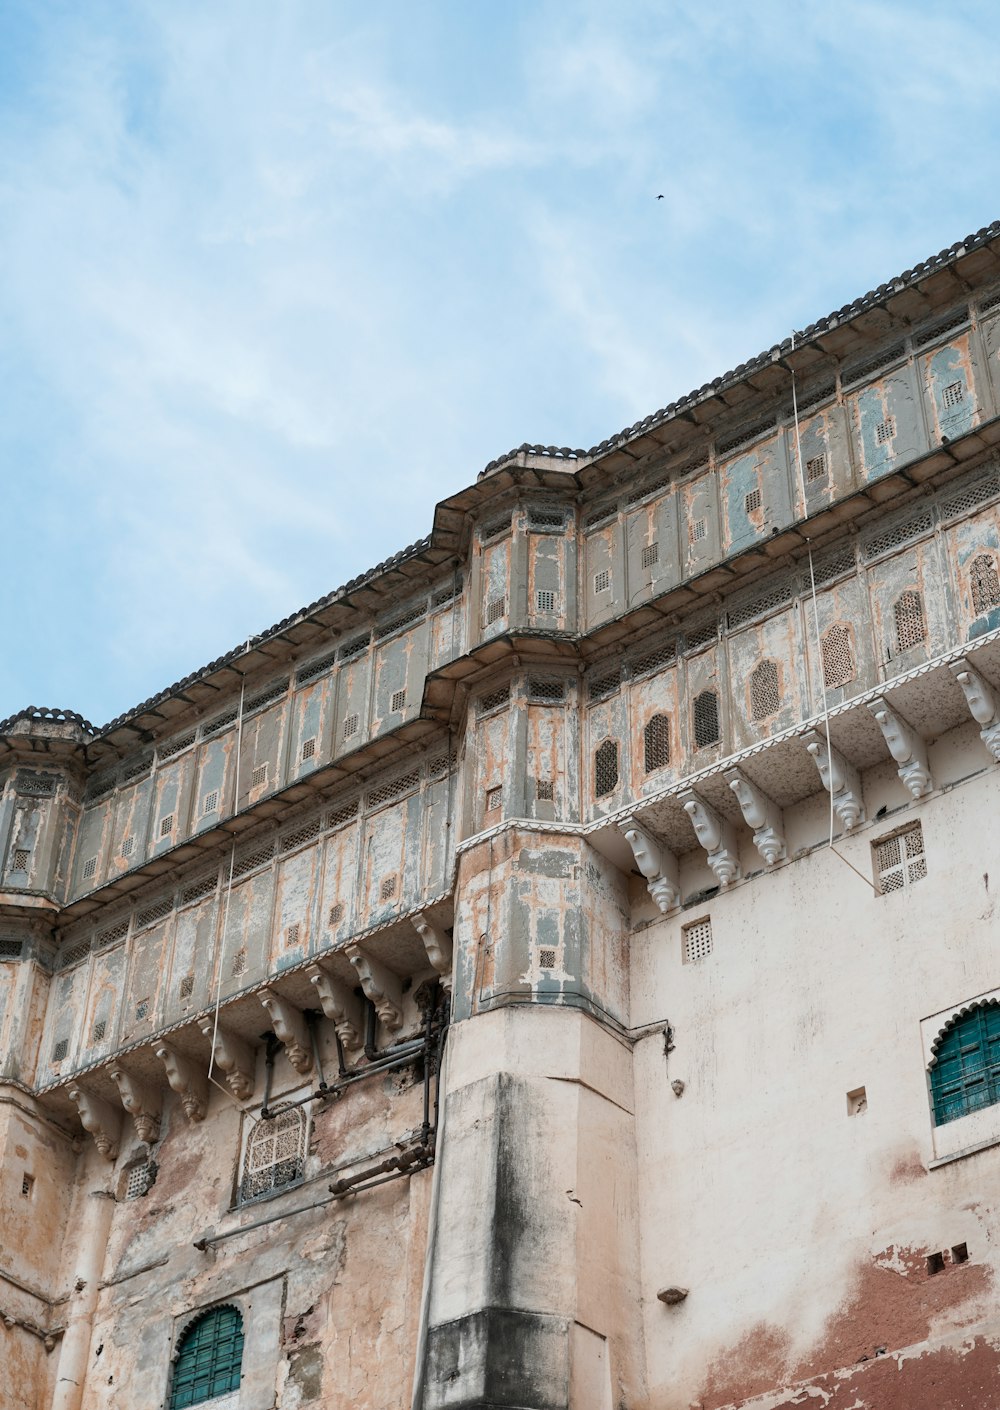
xmin=789 ymin=335 xmax=875 ymax=892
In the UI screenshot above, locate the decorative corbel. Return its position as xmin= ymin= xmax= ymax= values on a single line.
xmin=679 ymin=791 xmax=740 ymax=887
xmin=259 ymin=988 xmax=313 ymax=1075
xmin=950 ymin=659 xmax=1000 ymax=762
xmin=196 ymin=1017 xmax=255 ymax=1102
xmin=67 ymin=1086 xmax=121 ymax=1161
xmin=155 ymin=1043 xmax=208 ymax=1123
xmin=348 ymin=948 xmax=403 ymax=1031
xmin=108 ymin=1064 xmax=161 ymax=1145
xmin=413 ymin=913 xmax=454 ymax=992
xmin=724 ymin=769 xmax=786 ymax=867
xmin=801 ymin=729 xmax=865 ymax=831
xmin=867 ymin=697 xmax=933 ymax=799
xmin=617 ymin=816 xmax=680 ymax=912
xmin=307 ymin=963 xmax=364 ymax=1050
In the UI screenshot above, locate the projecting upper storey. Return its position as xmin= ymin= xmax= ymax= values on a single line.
xmin=5 ymin=222 xmax=1000 ymax=919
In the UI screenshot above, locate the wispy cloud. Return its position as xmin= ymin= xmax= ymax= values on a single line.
xmin=1 ymin=0 xmax=999 ymax=722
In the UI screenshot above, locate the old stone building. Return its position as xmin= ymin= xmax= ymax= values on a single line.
xmin=5 ymin=221 xmax=1000 ymax=1410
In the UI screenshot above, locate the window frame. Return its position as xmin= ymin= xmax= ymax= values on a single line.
xmin=168 ymin=1303 xmax=245 ymax=1410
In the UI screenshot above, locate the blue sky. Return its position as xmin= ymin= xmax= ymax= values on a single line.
xmin=3 ymin=0 xmax=999 ymax=727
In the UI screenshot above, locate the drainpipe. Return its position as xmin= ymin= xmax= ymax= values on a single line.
xmin=50 ymin=1186 xmax=115 ymax=1410
xmin=410 ymin=1022 xmax=450 ymax=1410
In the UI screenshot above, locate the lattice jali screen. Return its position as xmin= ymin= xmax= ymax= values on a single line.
xmin=750 ymin=660 xmax=781 ymax=721
xmin=643 ymin=715 xmax=671 ymax=774
xmin=683 ymin=918 xmax=713 ymax=964
xmin=240 ymin=1107 xmax=305 ymax=1201
xmin=971 ymin=554 xmax=1000 ymax=615
xmin=821 ymin=624 xmax=855 ymax=688
xmin=125 ymin=1161 xmax=156 ymax=1200
xmin=594 ymin=740 xmax=619 ymax=798
xmin=693 ymin=691 xmax=720 ymax=749
xmin=894 ymin=591 xmax=927 ymax=652
xmin=874 ymin=823 xmax=926 ymax=895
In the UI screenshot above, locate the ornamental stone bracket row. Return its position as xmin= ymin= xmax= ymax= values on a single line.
xmin=618 ymin=672 xmax=1000 ymax=918
xmin=65 ymin=918 xmax=454 ymax=1161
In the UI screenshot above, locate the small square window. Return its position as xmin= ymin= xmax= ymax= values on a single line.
xmin=379 ymin=875 xmax=397 ymax=901
xmin=745 ymin=487 xmax=762 ymax=514
xmin=641 ymin=543 xmax=659 ymax=570
xmin=806 ymin=453 xmax=828 ymax=483
xmin=594 ymin=569 xmax=611 ymax=594
xmin=179 ymin=975 xmax=194 ymax=998
xmin=285 ymin=923 xmax=300 ymax=948
xmin=125 ymin=1161 xmax=156 ymax=1200
xmin=120 ymin=836 xmax=135 ymax=860
xmin=82 ymin=856 xmax=98 ymax=880
xmin=328 ymin=902 xmax=344 ymax=926
xmin=683 ymin=917 xmax=712 ymax=964
xmin=231 ymin=949 xmax=247 ymax=976
xmin=52 ymin=1039 xmax=68 ymax=1063
xmin=135 ymin=998 xmax=149 ymax=1021
xmin=92 ymin=1019 xmax=106 ymax=1044
xmin=689 ymin=518 xmax=707 ymax=543
xmin=876 ymin=416 xmax=895 ymax=445
xmin=11 ymin=849 xmax=29 ymax=872
xmin=943 ymin=381 xmax=964 ymax=408
xmin=21 ymin=1173 xmax=34 ymax=1198
xmin=536 ymin=779 xmax=554 ymax=801
xmin=536 ymin=589 xmax=556 ymax=613
xmin=251 ymin=763 xmax=268 ymax=790
xmin=485 ymin=785 xmax=503 ymax=813
xmin=539 ymin=949 xmax=556 ymax=969
xmin=874 ymin=822 xmax=926 ymax=895
xmin=203 ymin=790 xmax=219 ymax=815
xmin=301 ymin=736 xmax=316 ymax=761
xmin=847 ymin=1086 xmax=867 ymax=1116
xmin=390 ymin=689 xmax=407 ymax=713
xmin=343 ymin=714 xmax=359 ymax=740
xmin=159 ymin=814 xmax=174 ymax=838
xmin=485 ymin=595 xmax=507 ymax=625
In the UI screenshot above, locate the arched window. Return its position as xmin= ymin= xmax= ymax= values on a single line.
xmin=749 ymin=660 xmax=780 ymax=721
xmin=693 ymin=691 xmax=720 ymax=749
xmin=240 ymin=1105 xmax=305 ymax=1202
xmin=894 ymin=590 xmax=926 ymax=653
xmin=929 ymin=1003 xmax=1000 ymax=1127
xmin=820 ymin=624 xmax=854 ymax=689
xmin=594 ymin=739 xmax=619 ymax=798
xmin=169 ymin=1305 xmax=244 ymax=1409
xmin=971 ymin=554 xmax=1000 ymax=616
xmin=643 ymin=715 xmax=671 ymax=774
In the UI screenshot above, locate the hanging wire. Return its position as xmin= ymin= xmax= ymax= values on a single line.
xmin=789 ymin=334 xmax=875 ymax=892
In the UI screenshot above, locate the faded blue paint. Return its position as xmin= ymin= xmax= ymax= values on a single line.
xmin=856 ymin=385 xmax=894 ymax=480
xmin=969 ymin=606 xmax=1000 ymax=639
xmin=723 ymin=451 xmax=761 ymax=553
xmin=929 ymin=344 xmax=974 ymax=439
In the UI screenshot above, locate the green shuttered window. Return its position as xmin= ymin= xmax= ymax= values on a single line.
xmin=930 ymin=1004 xmax=1000 ymax=1127
xmin=169 ymin=1305 xmax=244 ymax=1408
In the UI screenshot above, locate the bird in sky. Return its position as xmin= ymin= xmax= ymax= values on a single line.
xmin=657 ymin=194 xmax=664 ymax=199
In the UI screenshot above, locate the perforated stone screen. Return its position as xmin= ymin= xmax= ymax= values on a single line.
xmin=683 ymin=918 xmax=713 ymax=964
xmin=894 ymin=591 xmax=927 ymax=652
xmin=644 ymin=715 xmax=671 ymax=774
xmin=594 ymin=740 xmax=619 ymax=798
xmin=821 ymin=624 xmax=855 ymax=688
xmin=750 ymin=660 xmax=781 ymax=721
xmin=874 ymin=823 xmax=926 ymax=895
xmin=240 ymin=1107 xmax=305 ymax=1202
xmin=971 ymin=555 xmax=1000 ymax=615
xmin=693 ymin=691 xmax=720 ymax=749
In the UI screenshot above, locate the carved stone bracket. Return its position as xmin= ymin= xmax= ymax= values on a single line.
xmin=724 ymin=769 xmax=786 ymax=867
xmin=679 ymin=791 xmax=740 ymax=887
xmin=67 ymin=1086 xmax=121 ymax=1161
xmin=413 ymin=913 xmax=454 ymax=992
xmin=951 ymin=659 xmax=1000 ymax=762
xmin=307 ymin=963 xmax=364 ymax=1050
xmin=108 ymin=1064 xmax=161 ymax=1145
xmin=348 ymin=948 xmax=403 ymax=1031
xmin=867 ymin=697 xmax=933 ymax=799
xmin=259 ymin=989 xmax=313 ymax=1074
xmin=801 ymin=730 xmax=865 ymax=831
xmin=617 ymin=816 xmax=680 ymax=912
xmin=196 ymin=1017 xmax=255 ymax=1102
xmin=155 ymin=1043 xmax=208 ymax=1123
